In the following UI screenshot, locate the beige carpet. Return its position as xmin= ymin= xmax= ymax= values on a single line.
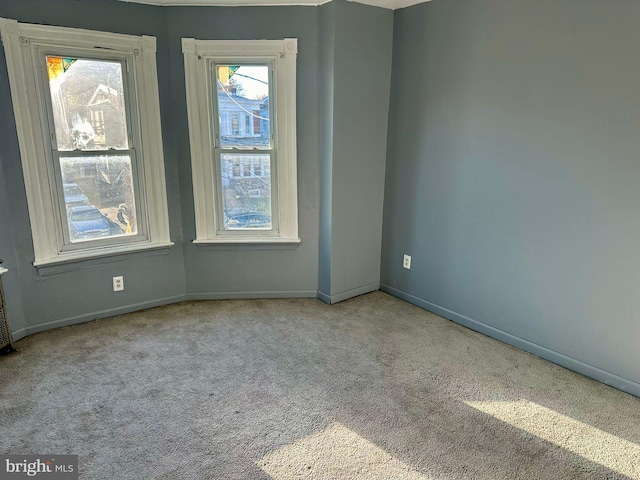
xmin=1 ymin=292 xmax=638 ymax=479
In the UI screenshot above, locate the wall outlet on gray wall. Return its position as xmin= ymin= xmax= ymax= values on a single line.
xmin=403 ymin=254 xmax=411 ymax=269
xmin=113 ymin=276 xmax=124 ymax=292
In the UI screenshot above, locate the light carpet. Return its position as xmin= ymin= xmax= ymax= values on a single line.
xmin=1 ymin=292 xmax=638 ymax=479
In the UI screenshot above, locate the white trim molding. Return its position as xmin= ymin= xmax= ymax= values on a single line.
xmin=182 ymin=38 xmax=299 ymax=245
xmin=0 ymin=18 xmax=172 ymax=266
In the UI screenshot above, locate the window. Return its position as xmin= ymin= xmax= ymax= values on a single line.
xmin=182 ymin=38 xmax=299 ymax=244
xmin=253 ymin=111 xmax=261 ymax=135
xmin=0 ymin=18 xmax=172 ymax=265
xmin=231 ymin=113 xmax=240 ymax=135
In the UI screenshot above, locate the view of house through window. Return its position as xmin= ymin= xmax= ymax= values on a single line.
xmin=46 ymin=56 xmax=137 ymax=242
xmin=183 ymin=38 xmax=297 ymax=244
xmin=215 ymin=64 xmax=272 ymax=230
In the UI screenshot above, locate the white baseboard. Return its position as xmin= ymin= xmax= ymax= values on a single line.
xmin=380 ymin=284 xmax=640 ymax=399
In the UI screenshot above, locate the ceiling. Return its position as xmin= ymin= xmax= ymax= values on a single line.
xmin=118 ymin=0 xmax=428 ymax=10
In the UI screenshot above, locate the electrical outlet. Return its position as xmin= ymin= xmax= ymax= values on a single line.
xmin=113 ymin=276 xmax=124 ymax=292
xmin=403 ymin=254 xmax=411 ymax=270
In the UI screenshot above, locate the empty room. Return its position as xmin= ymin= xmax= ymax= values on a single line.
xmin=0 ymin=0 xmax=639 ymax=478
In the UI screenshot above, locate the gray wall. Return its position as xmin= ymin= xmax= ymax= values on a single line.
xmin=382 ymin=0 xmax=640 ymax=397
xmin=0 ymin=25 xmax=25 ymax=334
xmin=0 ymin=0 xmax=186 ymax=338
xmin=318 ymin=0 xmax=393 ymax=303
xmin=167 ymin=6 xmax=321 ymax=299
xmin=0 ymin=155 xmax=25 ymax=335
xmin=318 ymin=1 xmax=336 ymax=298
xmin=0 ymin=0 xmax=393 ymax=338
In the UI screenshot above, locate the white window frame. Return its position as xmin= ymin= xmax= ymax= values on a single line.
xmin=0 ymin=18 xmax=172 ymax=266
xmin=182 ymin=38 xmax=299 ymax=245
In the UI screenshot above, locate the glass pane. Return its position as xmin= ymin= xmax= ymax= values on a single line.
xmin=216 ymin=65 xmax=270 ymax=149
xmin=60 ymin=155 xmax=137 ymax=242
xmin=221 ymin=153 xmax=272 ymax=230
xmin=47 ymin=56 xmax=129 ymax=151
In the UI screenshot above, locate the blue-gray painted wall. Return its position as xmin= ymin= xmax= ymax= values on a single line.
xmin=0 ymin=151 xmax=25 ymax=336
xmin=0 ymin=25 xmax=26 ymax=335
xmin=166 ymin=6 xmax=321 ymax=299
xmin=0 ymin=0 xmax=390 ymax=335
xmin=382 ymin=0 xmax=640 ymax=396
xmin=317 ymin=0 xmax=393 ymax=303
xmin=318 ymin=1 xmax=336 ymax=298
xmin=0 ymin=0 xmax=186 ymax=338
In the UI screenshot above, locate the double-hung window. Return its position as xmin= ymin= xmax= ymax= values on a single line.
xmin=0 ymin=18 xmax=171 ymax=266
xmin=182 ymin=39 xmax=299 ymax=244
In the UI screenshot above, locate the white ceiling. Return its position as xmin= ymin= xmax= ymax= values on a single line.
xmin=118 ymin=0 xmax=428 ymax=10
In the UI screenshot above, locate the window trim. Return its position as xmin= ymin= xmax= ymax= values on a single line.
xmin=0 ymin=18 xmax=172 ymax=266
xmin=182 ymin=38 xmax=299 ymax=245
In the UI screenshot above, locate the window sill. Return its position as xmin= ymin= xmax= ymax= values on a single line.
xmin=193 ymin=237 xmax=301 ymax=251
xmin=33 ymin=241 xmax=175 ymax=268
xmin=193 ymin=237 xmax=300 ymax=245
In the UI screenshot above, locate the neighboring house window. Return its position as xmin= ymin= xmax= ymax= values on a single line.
xmin=253 ymin=111 xmax=261 ymax=135
xmin=0 ymin=18 xmax=172 ymax=266
xmin=182 ymin=38 xmax=299 ymax=244
xmin=231 ymin=113 xmax=240 ymax=135
xmin=253 ymin=159 xmax=262 ymax=177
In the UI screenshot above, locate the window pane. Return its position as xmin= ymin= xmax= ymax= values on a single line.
xmin=221 ymin=153 xmax=272 ymax=230
xmin=47 ymin=56 xmax=129 ymax=151
xmin=60 ymin=155 xmax=137 ymax=242
xmin=216 ymin=65 xmax=270 ymax=149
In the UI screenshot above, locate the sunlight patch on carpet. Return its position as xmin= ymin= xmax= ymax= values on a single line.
xmin=465 ymin=399 xmax=640 ymax=478
xmin=257 ymin=422 xmax=430 ymax=479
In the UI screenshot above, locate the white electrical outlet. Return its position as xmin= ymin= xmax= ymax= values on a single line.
xmin=113 ymin=276 xmax=124 ymax=292
xmin=403 ymin=254 xmax=411 ymax=270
